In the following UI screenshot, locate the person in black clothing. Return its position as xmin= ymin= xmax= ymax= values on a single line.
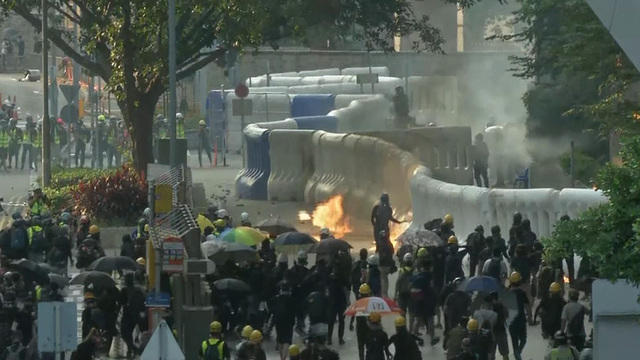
xmin=489 ymin=225 xmax=509 ymax=260
xmin=305 ymin=284 xmax=330 ymax=338
xmin=364 ymin=312 xmax=391 ymax=360
xmin=534 ymin=282 xmax=566 ymax=339
xmin=288 ymin=251 xmax=311 ymax=334
xmin=472 ymin=133 xmax=490 ymax=187
xmin=119 ymin=274 xmax=146 ymax=357
xmin=444 ymin=236 xmax=468 ymax=284
xmin=197 ymin=120 xmax=212 ymax=167
xmin=392 ymin=86 xmax=411 ymax=129
xmin=120 ymin=234 xmax=136 ymax=260
xmin=442 ymin=278 xmax=471 ymax=337
xmin=489 ymin=291 xmax=510 ymax=360
xmin=327 ymin=273 xmax=347 ymax=345
xmin=299 ymin=334 xmax=340 ymax=360
xmin=71 ymin=328 xmax=99 ymax=360
xmin=371 ymin=193 xmax=402 ymax=246
xmin=351 ymin=284 xmax=372 ymax=360
xmin=465 ymin=225 xmax=485 ymax=277
xmin=272 ymin=281 xmax=296 ymax=360
xmin=351 ymin=248 xmax=368 ymax=299
xmin=510 ymin=244 xmax=532 ymax=293
xmin=455 ymin=338 xmax=477 ymax=360
xmin=508 ymin=272 xmax=532 ymax=360
xmin=389 ymin=316 xmax=422 ymax=360
xmin=519 ymin=219 xmax=537 ymax=251
xmin=508 ymin=213 xmax=523 ymax=258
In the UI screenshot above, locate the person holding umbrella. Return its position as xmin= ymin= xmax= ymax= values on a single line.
xmin=350 ymin=283 xmax=372 ymax=360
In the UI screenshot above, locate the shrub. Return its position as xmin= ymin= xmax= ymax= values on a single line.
xmin=50 ymin=167 xmax=116 ymax=188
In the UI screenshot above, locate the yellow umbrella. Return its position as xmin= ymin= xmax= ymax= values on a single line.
xmin=196 ymin=214 xmax=214 ymax=233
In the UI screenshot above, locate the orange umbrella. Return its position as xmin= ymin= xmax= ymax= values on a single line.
xmin=344 ymin=296 xmax=403 ymax=316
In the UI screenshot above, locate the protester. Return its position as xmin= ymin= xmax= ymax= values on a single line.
xmin=561 ymin=289 xmax=587 ymax=351
xmin=544 ymin=331 xmax=580 ymax=360
xmin=200 ymin=321 xmax=231 ymax=360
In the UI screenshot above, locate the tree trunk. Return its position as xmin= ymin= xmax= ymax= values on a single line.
xmin=118 ymin=93 xmax=160 ymax=174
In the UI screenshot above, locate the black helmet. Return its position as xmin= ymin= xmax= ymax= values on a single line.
xmin=513 ymin=212 xmax=522 ymax=224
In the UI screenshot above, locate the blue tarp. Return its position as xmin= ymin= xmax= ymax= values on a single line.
xmin=235 ymin=128 xmax=271 ymax=200
xmin=290 ymin=94 xmax=335 ymax=117
xmin=294 ymin=116 xmax=338 ymax=132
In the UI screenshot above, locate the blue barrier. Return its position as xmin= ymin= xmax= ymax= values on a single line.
xmin=290 ymin=94 xmax=335 ymax=117
xmin=235 ymin=126 xmax=271 ymax=200
xmin=293 ymin=116 xmax=338 ymax=132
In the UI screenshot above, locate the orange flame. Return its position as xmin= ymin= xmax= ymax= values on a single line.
xmin=311 ymin=195 xmax=353 ymax=238
xmin=297 ymin=210 xmax=312 ymax=222
xmin=389 ymin=211 xmax=412 ymax=249
xmin=563 ymin=275 xmax=571 ymax=284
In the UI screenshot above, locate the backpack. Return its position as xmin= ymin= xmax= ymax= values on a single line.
xmin=10 ymin=228 xmax=27 ymax=250
xmin=485 ymin=258 xmax=502 ymax=281
xmin=567 ymin=306 xmax=585 ymax=336
xmin=30 ymin=227 xmax=47 ymax=252
xmin=203 ymin=339 xmax=223 ymax=360
xmin=396 ymin=267 xmax=413 ymax=295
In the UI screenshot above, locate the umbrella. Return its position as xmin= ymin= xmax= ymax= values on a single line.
xmin=462 ymin=276 xmax=500 ymax=293
xmin=197 ymin=214 xmax=215 ymax=233
xmin=396 ymin=228 xmax=443 ymax=248
xmin=213 ymin=278 xmax=251 ymax=292
xmin=255 ymin=217 xmax=298 ymax=238
xmin=344 ymin=296 xmax=403 ymax=316
xmin=48 ymin=273 xmax=69 ymax=288
xmin=87 ymin=256 xmax=138 ymax=273
xmin=201 ymin=240 xmax=223 ymax=258
xmin=70 ymin=271 xmax=116 ymax=290
xmin=311 ymin=238 xmax=352 ymax=255
xmin=221 ymin=227 xmax=267 ymax=246
xmin=208 ymin=242 xmax=258 ymax=265
xmin=274 ymin=232 xmax=316 ymax=246
xmin=9 ymin=259 xmax=50 ymax=285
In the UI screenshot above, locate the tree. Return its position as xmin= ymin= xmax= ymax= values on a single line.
xmin=2 ymin=0 xmax=445 ymax=171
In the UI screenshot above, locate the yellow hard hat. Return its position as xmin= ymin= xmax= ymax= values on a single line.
xmin=443 ymin=214 xmax=454 ymax=225
xmin=448 ymin=235 xmax=458 ymax=245
xmin=83 ymin=292 xmax=96 ymax=300
xmin=213 ymin=219 xmax=226 ymax=229
xmin=210 ymin=321 xmax=222 ymax=333
xmin=359 ymin=283 xmax=371 ymax=296
xmin=417 ymin=247 xmax=428 ymax=258
xmin=250 ymin=330 xmax=263 ymax=343
xmin=144 ymin=224 xmax=150 ymax=232
xmin=549 ymin=282 xmax=562 ymax=294
xmin=394 ymin=316 xmax=406 ymax=327
xmin=509 ymin=271 xmax=522 ymax=284
xmin=199 ymin=120 xmax=206 ymax=126
xmin=136 ymin=257 xmax=146 ymax=266
xmin=289 ymin=344 xmax=300 ymax=356
xmin=467 ymin=318 xmax=479 ymax=331
xmin=368 ymin=312 xmax=381 ymax=323
xmin=241 ymin=325 xmax=253 ymax=339
xmin=89 ymin=224 xmax=100 ymax=234
xmin=97 ymin=115 xmax=106 ymax=122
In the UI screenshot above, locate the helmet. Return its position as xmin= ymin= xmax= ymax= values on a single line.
xmin=12 ymin=212 xmax=21 ymax=220
xmin=250 ymin=330 xmax=263 ymax=343
xmin=549 ymin=282 xmax=562 ymax=294
xmin=467 ymin=318 xmax=479 ymax=331
xmin=368 ymin=312 xmax=381 ymax=323
xmin=89 ymin=225 xmax=100 ymax=234
xmin=443 ymin=214 xmax=454 ymax=226
xmin=176 ymin=113 xmax=184 ymax=119
xmin=79 ymin=215 xmax=90 ymax=224
xmin=84 ymin=292 xmax=96 ymax=301
xmin=320 ymin=227 xmax=331 ymax=236
xmin=217 ymin=209 xmax=228 ymax=218
xmin=417 ymin=247 xmax=428 ymax=258
xmin=448 ymin=235 xmax=458 ymax=245
xmin=289 ymin=344 xmax=300 ymax=356
xmin=509 ymin=271 xmax=522 ymax=284
xmin=452 ymin=277 xmax=465 ymax=287
xmin=380 ymin=193 xmax=389 ymax=203
xmin=59 ymin=212 xmax=71 ymax=223
xmin=402 ymin=253 xmax=414 ymax=264
xmin=297 ymin=250 xmax=308 ymax=260
xmin=213 ymin=219 xmax=226 ymax=229
xmin=359 ymin=283 xmax=371 ymax=296
xmin=144 ymin=224 xmax=150 ymax=232
xmin=367 ymin=254 xmax=379 ymax=266
xmin=97 ymin=114 xmax=106 ymax=122
xmin=394 ymin=316 xmax=406 ymax=327
xmin=143 ymin=207 xmax=152 ymax=219
xmin=553 ymin=331 xmax=567 ymax=341
xmin=199 ymin=120 xmax=206 ymax=126
xmin=241 ymin=325 xmax=253 ymax=339
xmin=277 ymin=253 xmax=288 ymax=264
xmin=136 ymin=257 xmax=146 ymax=266
xmin=210 ymin=321 xmax=222 ymax=333
xmin=240 ymin=212 xmax=249 ymax=221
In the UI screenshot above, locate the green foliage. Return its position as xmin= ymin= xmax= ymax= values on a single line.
xmin=559 ymin=150 xmax=604 ymax=187
xmin=544 ymin=137 xmax=640 ymax=284
xmin=50 ymin=167 xmax=116 ymax=188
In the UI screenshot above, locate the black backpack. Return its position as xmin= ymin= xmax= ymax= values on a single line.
xmin=10 ymin=228 xmax=27 ymax=250
xmin=30 ymin=227 xmax=48 ymax=252
xmin=203 ymin=339 xmax=222 ymax=360
xmin=567 ymin=306 xmax=585 ymax=335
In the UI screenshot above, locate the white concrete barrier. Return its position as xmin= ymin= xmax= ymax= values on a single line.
xmin=268 ymin=130 xmax=315 ymax=201
xmin=557 ymin=188 xmax=608 ymax=219
xmin=330 ymin=95 xmax=391 ymax=132
xmin=341 ymin=66 xmax=390 ymax=76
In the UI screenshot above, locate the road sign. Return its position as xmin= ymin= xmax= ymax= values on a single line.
xmin=141 ymin=320 xmax=185 ymax=360
xmin=37 ymin=302 xmax=78 ymax=353
xmin=232 ymin=98 xmax=253 ymax=116
xmin=155 ymin=184 xmax=173 ymax=214
xmin=356 ymin=73 xmax=379 ymax=84
xmin=235 ymin=83 xmax=249 ymax=98
xmin=162 ymin=236 xmax=184 ymax=273
xmin=146 ymin=291 xmax=171 ymax=308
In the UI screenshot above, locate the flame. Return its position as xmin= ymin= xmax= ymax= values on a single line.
xmin=297 ymin=210 xmax=311 ymax=222
xmin=563 ymin=275 xmax=571 ymax=284
xmin=311 ymin=195 xmax=352 ymax=238
xmin=389 ymin=211 xmax=412 ymax=249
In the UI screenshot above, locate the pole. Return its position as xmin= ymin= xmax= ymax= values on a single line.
xmin=168 ymin=0 xmax=177 ymax=168
xmin=570 ymin=140 xmax=575 ymax=188
xmin=240 ymin=98 xmax=245 ymax=168
xmin=368 ymin=51 xmax=374 ymax=94
xmin=54 ymin=303 xmax=61 ymax=360
xmin=41 ymin=0 xmax=51 ymax=186
xmin=266 ymin=60 xmax=271 ymax=87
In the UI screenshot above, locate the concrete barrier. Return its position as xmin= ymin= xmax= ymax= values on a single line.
xmin=290 ymin=94 xmax=336 ymax=117
xmin=330 ymin=95 xmax=391 ymax=132
xmin=267 ymin=130 xmax=315 ymax=202
xmin=235 ymin=126 xmax=271 ymax=200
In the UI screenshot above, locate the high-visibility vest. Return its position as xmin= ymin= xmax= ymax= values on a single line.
xmin=550 ymin=347 xmax=575 ymax=360
xmin=0 ymin=131 xmax=8 ymax=147
xmin=33 ymin=132 xmax=41 ymax=148
xmin=201 ymin=338 xmax=224 ymax=359
xmin=27 ymin=225 xmax=43 ymax=245
xmin=30 ymin=199 xmax=43 ymax=216
xmin=177 ymin=122 xmax=185 ymax=138
xmin=35 ymin=285 xmax=42 ymax=301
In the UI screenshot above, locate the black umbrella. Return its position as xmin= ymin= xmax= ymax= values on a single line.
xmin=311 ymin=238 xmax=352 ymax=255
xmin=208 ymin=243 xmax=258 ymax=265
xmin=9 ymin=259 xmax=50 ymax=285
xmin=397 ymin=229 xmax=443 ymax=248
xmin=70 ymin=271 xmax=116 ymax=290
xmin=48 ymin=273 xmax=69 ymax=288
xmin=255 ymin=217 xmax=298 ymax=238
xmin=87 ymin=256 xmax=138 ymax=273
xmin=274 ymin=232 xmax=316 ymax=246
xmin=213 ymin=278 xmax=251 ymax=292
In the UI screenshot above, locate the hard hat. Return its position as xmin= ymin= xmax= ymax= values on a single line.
xmin=448 ymin=235 xmax=458 ymax=245
xmin=89 ymin=225 xmax=100 ymax=234
xmin=213 ymin=219 xmax=226 ymax=229
xmin=84 ymin=292 xmax=96 ymax=300
xmin=367 ymin=254 xmax=379 ymax=266
xmin=97 ymin=114 xmax=106 ymax=122
xmin=509 ymin=271 xmax=522 ymax=284
xmin=402 ymin=252 xmax=414 ymax=263
xmin=297 ymin=250 xmax=308 ymax=260
xmin=549 ymin=282 xmax=562 ymax=294
xmin=368 ymin=312 xmax=381 ymax=323
xmin=209 ymin=321 xmax=222 ymax=333
xmin=199 ymin=120 xmax=206 ymax=126
xmin=467 ymin=318 xmax=479 ymax=331
xmin=176 ymin=112 xmax=184 ymax=119
xmin=79 ymin=215 xmax=90 ymax=224
xmin=217 ymin=209 xmax=228 ymax=218
xmin=320 ymin=227 xmax=331 ymax=236
xmin=443 ymin=214 xmax=454 ymax=226
xmin=240 ymin=212 xmax=249 ymax=221
xmin=417 ymin=247 xmax=428 ymax=258
xmin=249 ymin=330 xmax=263 ymax=343
xmin=358 ymin=283 xmax=371 ymax=296
xmin=394 ymin=316 xmax=406 ymax=327
xmin=241 ymin=325 xmax=253 ymax=339
xmin=144 ymin=224 xmax=150 ymax=232
xmin=60 ymin=212 xmax=71 ymax=223
xmin=136 ymin=257 xmax=146 ymax=266
xmin=143 ymin=207 xmax=152 ymax=218
xmin=289 ymin=344 xmax=300 ymax=356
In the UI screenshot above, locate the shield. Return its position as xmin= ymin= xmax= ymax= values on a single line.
xmin=221 ymin=227 xmax=268 ymax=246
xmin=255 ymin=217 xmax=298 ymax=238
xmin=344 ymin=296 xmax=403 ymax=316
xmin=70 ymin=271 xmax=116 ymax=290
xmin=208 ymin=242 xmax=258 ymax=265
xmin=9 ymin=258 xmax=50 ymax=285
xmin=87 ymin=256 xmax=138 ymax=273
xmin=213 ymin=278 xmax=251 ymax=292
xmin=396 ymin=228 xmax=443 ymax=248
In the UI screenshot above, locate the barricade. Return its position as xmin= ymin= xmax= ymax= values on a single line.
xmin=235 ymin=126 xmax=271 ymax=200
xmin=557 ymin=188 xmax=607 ymax=219
xmin=341 ymin=66 xmax=390 ymax=76
xmin=294 ymin=116 xmax=338 ymax=131
xmin=304 ymin=132 xmax=349 ymax=205
xmin=290 ymin=94 xmax=336 ymax=117
xmin=268 ymin=130 xmax=315 ymax=201
xmin=330 ymin=95 xmax=391 ymax=132
xmin=488 ymin=188 xmax=558 ymax=238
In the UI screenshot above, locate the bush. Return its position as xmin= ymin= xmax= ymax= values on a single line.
xmin=50 ymin=167 xmax=116 ymax=188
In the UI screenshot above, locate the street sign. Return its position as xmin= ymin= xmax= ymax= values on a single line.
xmin=146 ymin=291 xmax=171 ymax=308
xmin=356 ymin=73 xmax=379 ymax=84
xmin=155 ymin=184 xmax=173 ymax=214
xmin=37 ymin=302 xmax=78 ymax=353
xmin=162 ymin=236 xmax=184 ymax=273
xmin=234 ymin=83 xmax=249 ymax=98
xmin=141 ymin=320 xmax=185 ymax=360
xmin=232 ymin=98 xmax=253 ymax=116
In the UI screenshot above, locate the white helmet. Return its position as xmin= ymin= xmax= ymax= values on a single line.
xmin=240 ymin=212 xmax=249 ymax=222
xmin=143 ymin=207 xmax=152 ymax=219
xmin=403 ymin=253 xmax=414 ymax=263
xmin=297 ymin=250 xmax=308 ymax=261
xmin=217 ymin=209 xmax=228 ymax=218
xmin=320 ymin=228 xmax=331 ymax=236
xmin=367 ymin=254 xmax=379 ymax=266
xmin=176 ymin=112 xmax=184 ymax=119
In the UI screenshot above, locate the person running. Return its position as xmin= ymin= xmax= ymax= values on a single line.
xmin=535 ymin=282 xmax=566 ymax=339
xmin=508 ymin=272 xmax=532 ymax=360
xmin=410 ymin=258 xmax=440 ymax=346
xmin=388 ymin=316 xmax=421 ymax=360
xmin=561 ymin=289 xmax=587 ymax=351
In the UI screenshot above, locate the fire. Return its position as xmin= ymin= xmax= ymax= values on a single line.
xmin=297 ymin=210 xmax=311 ymax=222
xmin=311 ymin=195 xmax=353 ymax=238
xmin=389 ymin=211 xmax=412 ymax=249
xmin=563 ymin=275 xmax=571 ymax=284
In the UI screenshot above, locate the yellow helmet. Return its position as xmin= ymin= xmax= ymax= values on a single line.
xmin=83 ymin=291 xmax=96 ymax=300
xmin=199 ymin=120 xmax=206 ymax=126
xmin=89 ymin=224 xmax=100 ymax=234
xmin=448 ymin=235 xmax=458 ymax=245
xmin=359 ymin=283 xmax=371 ymax=296
xmin=467 ymin=318 xmax=479 ymax=331
xmin=394 ymin=316 xmax=406 ymax=327
xmin=209 ymin=321 xmax=222 ymax=333
xmin=443 ymin=214 xmax=454 ymax=226
xmin=136 ymin=257 xmax=146 ymax=266
xmin=144 ymin=224 xmax=150 ymax=232
xmin=368 ymin=312 xmax=381 ymax=323
xmin=289 ymin=344 xmax=300 ymax=356
xmin=549 ymin=282 xmax=562 ymax=294
xmin=250 ymin=330 xmax=263 ymax=343
xmin=417 ymin=247 xmax=428 ymax=258
xmin=509 ymin=271 xmax=522 ymax=284
xmin=97 ymin=114 xmax=106 ymax=122
xmin=241 ymin=325 xmax=253 ymax=339
xmin=213 ymin=219 xmax=226 ymax=229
